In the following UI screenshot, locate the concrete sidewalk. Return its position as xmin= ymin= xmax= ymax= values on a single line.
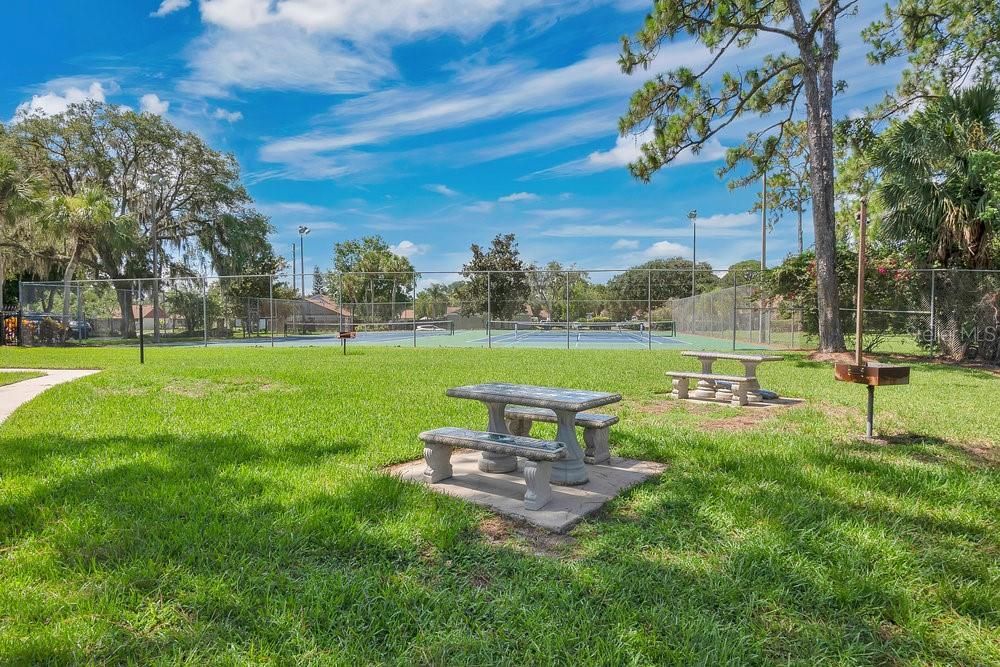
xmin=0 ymin=368 xmax=101 ymax=424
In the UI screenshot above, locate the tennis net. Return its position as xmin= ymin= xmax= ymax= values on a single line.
xmin=285 ymin=320 xmax=455 ymax=337
xmin=489 ymin=320 xmax=675 ymax=340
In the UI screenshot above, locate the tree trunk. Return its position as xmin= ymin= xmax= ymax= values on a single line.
xmin=799 ymin=24 xmax=845 ymax=352
xmin=152 ymin=231 xmax=161 ymax=344
xmin=61 ymin=242 xmax=80 ymax=343
xmin=0 ymin=255 xmax=6 ymax=313
xmin=116 ymin=286 xmax=135 ymax=339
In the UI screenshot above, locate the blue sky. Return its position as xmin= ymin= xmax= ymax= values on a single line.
xmin=4 ymin=1 xmax=903 ymax=277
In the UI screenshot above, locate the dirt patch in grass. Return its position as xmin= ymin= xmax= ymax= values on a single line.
xmin=477 ymin=515 xmax=577 ymax=559
xmin=633 ymin=399 xmax=715 ymax=417
xmin=164 ymin=379 xmax=214 ymax=398
xmin=163 ymin=378 xmax=296 ymax=398
xmin=700 ymin=411 xmax=774 ymax=432
xmin=807 ymin=351 xmax=877 ymax=365
xmin=635 ymin=397 xmax=800 ymax=432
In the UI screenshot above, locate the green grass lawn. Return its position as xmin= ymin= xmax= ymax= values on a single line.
xmin=0 ymin=370 xmax=42 ymax=387
xmin=0 ymin=345 xmax=997 ymax=664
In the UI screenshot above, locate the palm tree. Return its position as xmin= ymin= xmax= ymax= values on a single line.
xmin=871 ymin=84 xmax=1000 ymax=269
xmin=51 ymin=187 xmax=114 ymax=338
xmin=870 ymin=85 xmax=1000 ymax=359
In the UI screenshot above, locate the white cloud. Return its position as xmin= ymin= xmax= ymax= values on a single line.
xmin=14 ymin=81 xmax=106 ymax=118
xmin=213 ymin=107 xmax=243 ymax=122
xmin=257 ymin=45 xmax=646 ymax=177
xmin=498 ymin=192 xmax=539 ymax=203
xmin=180 ymin=24 xmax=396 ymax=97
xmin=200 ymin=0 xmax=575 ymax=39
xmin=622 ymin=241 xmax=692 ymax=263
xmin=611 ymin=239 xmax=640 ymax=250
xmin=391 ymin=240 xmax=429 ymax=258
xmin=541 ymin=214 xmax=757 ymax=239
xmin=527 ymin=207 xmax=589 ymax=220
xmin=151 ymin=0 xmax=191 ymax=17
xmin=139 ymin=93 xmax=170 ymax=115
xmin=261 ymin=201 xmax=333 ymax=217
xmin=463 ymin=201 xmax=495 ymax=214
xmin=425 ymin=184 xmax=458 ymax=197
xmin=536 ymin=133 xmax=728 ymax=178
xmin=694 ymin=212 xmax=757 ymax=229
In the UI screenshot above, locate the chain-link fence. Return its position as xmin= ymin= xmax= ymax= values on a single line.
xmin=16 ymin=268 xmax=1000 ymax=360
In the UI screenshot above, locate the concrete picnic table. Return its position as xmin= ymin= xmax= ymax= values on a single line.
xmin=680 ymin=351 xmax=783 ymax=401
xmin=445 ymin=383 xmax=621 ymax=486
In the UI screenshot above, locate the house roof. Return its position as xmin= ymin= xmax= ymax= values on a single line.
xmin=305 ymin=294 xmax=352 ymax=317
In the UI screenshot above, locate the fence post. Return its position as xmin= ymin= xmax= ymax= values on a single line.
xmin=486 ymin=272 xmax=492 ymax=349
xmin=647 ymin=269 xmax=652 ymax=350
xmin=412 ymin=274 xmax=417 ymax=348
xmin=565 ymin=271 xmax=570 ymax=350
xmin=929 ymin=269 xmax=936 ymax=357
xmin=202 ymin=276 xmax=208 ymax=347
xmin=76 ymin=284 xmax=83 ymax=340
xmin=138 ymin=283 xmax=145 ymax=364
xmin=269 ymin=274 xmax=275 ymax=348
xmin=732 ymin=270 xmax=738 ymax=351
xmin=339 ymin=273 xmax=344 ymax=333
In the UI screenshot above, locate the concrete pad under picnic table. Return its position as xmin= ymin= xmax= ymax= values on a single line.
xmin=388 ymin=450 xmax=667 ymax=533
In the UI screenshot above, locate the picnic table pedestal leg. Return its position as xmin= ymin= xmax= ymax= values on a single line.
xmin=550 ymin=409 xmax=589 ymax=486
xmin=692 ymin=359 xmax=717 ymax=399
xmin=479 ymin=401 xmax=518 ymax=473
xmin=743 ymin=361 xmax=764 ymax=402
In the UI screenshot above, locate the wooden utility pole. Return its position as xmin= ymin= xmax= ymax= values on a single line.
xmin=854 ymin=197 xmax=868 ymax=366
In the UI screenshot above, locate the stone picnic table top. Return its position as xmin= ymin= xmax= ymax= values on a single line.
xmin=446 ymin=383 xmax=621 ymax=412
xmin=445 ymin=383 xmax=621 ymax=486
xmin=681 ymin=351 xmax=783 ymax=363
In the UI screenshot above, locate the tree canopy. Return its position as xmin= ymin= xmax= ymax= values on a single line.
xmin=619 ymin=0 xmax=853 ymax=351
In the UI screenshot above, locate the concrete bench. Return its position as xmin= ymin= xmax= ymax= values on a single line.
xmin=418 ymin=427 xmax=567 ymax=510
xmin=504 ymin=406 xmax=618 ymax=465
xmin=666 ymin=371 xmax=754 ymax=406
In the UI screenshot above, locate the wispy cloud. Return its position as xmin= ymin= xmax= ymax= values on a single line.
xmin=463 ymin=201 xmax=496 ymax=214
xmin=212 ymin=107 xmax=242 ymax=122
xmin=533 ymin=134 xmax=727 ymax=178
xmin=498 ymin=192 xmax=540 ymax=203
xmin=179 ymin=25 xmax=396 ymax=97
xmin=425 ymin=183 xmax=458 ymax=197
xmin=151 ymin=0 xmax=191 ymax=18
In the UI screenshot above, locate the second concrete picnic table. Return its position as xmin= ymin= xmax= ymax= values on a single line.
xmin=680 ymin=351 xmax=783 ymax=401
xmin=446 ymin=383 xmax=621 ymax=486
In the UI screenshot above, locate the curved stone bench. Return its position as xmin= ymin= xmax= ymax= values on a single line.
xmin=666 ymin=371 xmax=753 ymax=406
xmin=504 ymin=406 xmax=618 ymax=465
xmin=418 ymin=427 xmax=566 ymax=510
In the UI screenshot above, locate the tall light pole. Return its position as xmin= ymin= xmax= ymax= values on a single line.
xmin=292 ymin=243 xmax=297 ymax=297
xmin=688 ymin=209 xmax=698 ymax=298
xmin=298 ymin=225 xmax=311 ymax=297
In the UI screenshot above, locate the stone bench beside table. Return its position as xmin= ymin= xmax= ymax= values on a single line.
xmin=667 ymin=371 xmax=755 ymax=406
xmin=678 ymin=351 xmax=783 ymax=402
xmin=418 ymin=427 xmax=567 ymax=510
xmin=503 ymin=405 xmax=618 ymax=465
